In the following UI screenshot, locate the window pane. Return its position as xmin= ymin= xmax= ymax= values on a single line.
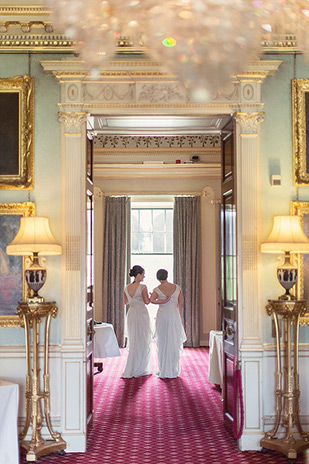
xmin=131 ymin=210 xmax=139 ymax=232
xmin=139 ymin=210 xmax=152 ymax=232
xmin=140 ymin=233 xmax=152 ymax=252
xmin=166 ymin=210 xmax=173 ymax=231
xmin=153 ymin=210 xmax=164 ymax=232
xmin=131 ymin=232 xmax=139 ymax=253
xmin=153 ymin=232 xmax=164 ymax=253
xmin=166 ymin=231 xmax=173 ymax=252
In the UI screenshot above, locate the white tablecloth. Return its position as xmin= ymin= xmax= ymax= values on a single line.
xmin=208 ymin=330 xmax=223 ymax=388
xmin=0 ymin=380 xmax=19 ymax=464
xmin=94 ymin=323 xmax=121 ymax=358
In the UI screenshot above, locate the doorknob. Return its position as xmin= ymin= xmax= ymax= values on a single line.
xmin=225 ymin=325 xmax=234 ymax=336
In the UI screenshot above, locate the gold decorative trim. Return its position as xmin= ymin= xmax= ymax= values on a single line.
xmin=0 ymin=21 xmax=53 ymax=33
xmin=0 ymin=75 xmax=34 ymax=190
xmin=0 ymin=6 xmax=50 ymax=16
xmin=0 ymin=201 xmax=35 ymax=328
xmin=292 ymin=79 xmax=309 ymax=185
xmin=290 ymin=201 xmax=309 ymax=325
xmin=0 ymin=35 xmax=74 ymax=53
xmin=0 ymin=315 xmax=22 ymax=328
xmin=262 ymin=34 xmax=298 ymax=53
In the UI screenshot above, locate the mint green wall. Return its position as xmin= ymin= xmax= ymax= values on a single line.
xmin=261 ymin=54 xmax=309 ymax=342
xmin=0 ymin=53 xmax=63 ymax=345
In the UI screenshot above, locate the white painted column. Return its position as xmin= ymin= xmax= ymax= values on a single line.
xmin=234 ymin=112 xmax=264 ymax=450
xmin=200 ymin=186 xmax=220 ymax=345
xmin=94 ymin=186 xmax=104 ymax=322
xmin=59 ymin=111 xmax=88 ymax=452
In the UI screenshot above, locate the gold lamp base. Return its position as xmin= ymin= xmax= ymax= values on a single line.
xmin=20 ymin=437 xmax=66 ymax=462
xmin=260 ymin=300 xmax=309 ymax=459
xmin=260 ymin=435 xmax=309 ymax=460
xmin=17 ymin=301 xmax=67 ymax=462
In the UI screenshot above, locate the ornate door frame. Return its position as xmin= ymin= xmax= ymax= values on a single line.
xmin=41 ymin=57 xmax=281 ymax=451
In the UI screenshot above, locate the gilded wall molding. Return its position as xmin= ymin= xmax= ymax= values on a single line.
xmin=0 ymin=75 xmax=34 ymax=190
xmin=234 ymin=112 xmax=264 ymax=134
xmin=292 ymin=79 xmax=309 ymax=185
xmin=0 ymin=6 xmax=50 ymax=16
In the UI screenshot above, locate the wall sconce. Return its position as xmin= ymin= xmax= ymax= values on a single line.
xmin=6 ymin=216 xmax=62 ymax=302
xmin=261 ymin=215 xmax=309 ymax=299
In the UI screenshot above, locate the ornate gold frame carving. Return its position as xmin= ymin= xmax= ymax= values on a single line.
xmin=292 ymin=79 xmax=309 ymax=185
xmin=0 ymin=202 xmax=35 ymax=328
xmin=0 ymin=75 xmax=34 ymax=190
xmin=290 ymin=201 xmax=309 ymax=325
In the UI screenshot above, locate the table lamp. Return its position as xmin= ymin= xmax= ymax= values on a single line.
xmin=6 ymin=216 xmax=62 ymax=303
xmin=261 ymin=215 xmax=309 ymax=300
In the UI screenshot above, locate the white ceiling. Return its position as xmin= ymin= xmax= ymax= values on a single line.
xmin=87 ymin=115 xmax=233 ymax=135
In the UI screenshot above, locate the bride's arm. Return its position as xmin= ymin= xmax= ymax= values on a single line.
xmin=142 ymin=285 xmax=150 ymax=304
xmin=150 ymin=290 xmax=170 ymax=305
xmin=178 ymin=289 xmax=184 ymax=315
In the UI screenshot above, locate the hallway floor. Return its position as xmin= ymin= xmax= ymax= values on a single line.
xmin=21 ymin=346 xmax=306 ymax=463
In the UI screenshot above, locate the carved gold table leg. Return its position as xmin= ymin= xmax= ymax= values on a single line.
xmin=260 ymin=300 xmax=309 ymax=459
xmin=17 ymin=302 xmax=66 ymax=462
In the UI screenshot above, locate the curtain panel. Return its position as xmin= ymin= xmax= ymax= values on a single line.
xmin=174 ymin=196 xmax=201 ymax=347
xmin=102 ymin=196 xmax=130 ymax=347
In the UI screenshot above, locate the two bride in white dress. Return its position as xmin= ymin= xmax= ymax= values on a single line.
xmin=122 ymin=265 xmax=186 ymax=379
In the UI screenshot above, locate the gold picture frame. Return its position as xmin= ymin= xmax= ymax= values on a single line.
xmin=290 ymin=201 xmax=309 ymax=325
xmin=0 ymin=202 xmax=35 ymax=327
xmin=0 ymin=75 xmax=34 ymax=190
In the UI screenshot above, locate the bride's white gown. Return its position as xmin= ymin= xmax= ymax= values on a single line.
xmin=122 ymin=284 xmax=152 ymax=378
xmin=154 ymin=285 xmax=187 ymax=378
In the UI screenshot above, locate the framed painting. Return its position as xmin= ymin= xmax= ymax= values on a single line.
xmin=0 ymin=75 xmax=34 ymax=190
xmin=0 ymin=202 xmax=35 ymax=327
xmin=290 ymin=201 xmax=309 ymax=325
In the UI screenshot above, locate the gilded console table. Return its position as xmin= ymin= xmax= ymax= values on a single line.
xmin=260 ymin=299 xmax=309 ymax=459
xmin=17 ymin=301 xmax=66 ymax=461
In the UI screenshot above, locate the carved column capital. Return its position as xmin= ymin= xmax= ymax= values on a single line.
xmin=234 ymin=112 xmax=264 ymax=134
xmin=58 ymin=111 xmax=87 ymax=133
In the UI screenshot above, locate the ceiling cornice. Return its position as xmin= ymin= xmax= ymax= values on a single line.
xmin=0 ymin=6 xmax=304 ymax=55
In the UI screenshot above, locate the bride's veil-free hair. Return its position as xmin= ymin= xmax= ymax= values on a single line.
xmin=129 ymin=265 xmax=144 ymax=278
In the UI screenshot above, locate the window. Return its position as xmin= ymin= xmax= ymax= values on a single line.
xmin=131 ymin=201 xmax=174 ymax=332
xmin=131 ymin=207 xmax=173 ymax=255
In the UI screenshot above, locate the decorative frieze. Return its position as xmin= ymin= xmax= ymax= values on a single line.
xmin=94 ymin=134 xmax=221 ymax=149
xmin=82 ymin=83 xmax=135 ymax=102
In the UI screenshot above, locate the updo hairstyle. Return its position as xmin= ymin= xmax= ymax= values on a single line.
xmin=156 ymin=269 xmax=168 ymax=281
xmin=129 ymin=265 xmax=145 ymax=278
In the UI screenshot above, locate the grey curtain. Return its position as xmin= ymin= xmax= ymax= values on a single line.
xmin=102 ymin=196 xmax=130 ymax=347
xmin=174 ymin=196 xmax=201 ymax=347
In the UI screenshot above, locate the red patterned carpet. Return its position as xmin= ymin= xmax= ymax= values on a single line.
xmin=21 ymin=346 xmax=306 ymax=463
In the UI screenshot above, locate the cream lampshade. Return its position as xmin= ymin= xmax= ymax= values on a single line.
xmin=261 ymin=215 xmax=309 ymax=300
xmin=6 ymin=217 xmax=62 ymax=302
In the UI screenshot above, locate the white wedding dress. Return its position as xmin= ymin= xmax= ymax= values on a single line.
xmin=122 ymin=284 xmax=152 ymax=378
xmin=154 ymin=285 xmax=187 ymax=378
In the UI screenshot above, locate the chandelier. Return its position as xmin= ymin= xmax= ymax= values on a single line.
xmin=47 ymin=0 xmax=309 ymax=101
